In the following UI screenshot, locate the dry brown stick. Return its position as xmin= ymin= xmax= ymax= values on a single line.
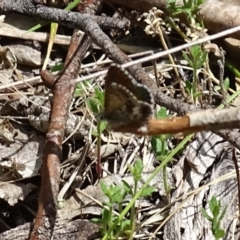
xmin=29 ymin=1 xmax=100 ymax=239
xmin=30 ymin=33 xmax=92 ymax=240
xmin=0 ymin=0 xmax=129 ymax=32
xmin=111 ymin=107 xmax=240 ymax=137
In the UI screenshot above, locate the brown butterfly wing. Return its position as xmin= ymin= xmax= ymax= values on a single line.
xmin=104 ymin=84 xmax=152 ymax=128
xmin=104 ymin=65 xmax=153 ymax=128
xmin=106 ymin=65 xmax=154 ymax=105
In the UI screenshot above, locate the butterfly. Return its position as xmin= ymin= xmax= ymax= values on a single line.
xmin=103 ymin=64 xmax=154 ymax=130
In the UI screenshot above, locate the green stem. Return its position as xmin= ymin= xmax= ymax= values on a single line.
xmin=193 ymin=63 xmax=198 ymax=102
xmin=129 ymin=181 xmax=138 ymax=240
xmin=161 ymin=138 xmax=169 ymax=196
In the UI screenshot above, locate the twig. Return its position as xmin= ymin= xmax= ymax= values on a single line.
xmin=30 ymin=30 xmax=91 ymax=240
xmin=217 ymin=48 xmax=227 ymax=107
xmin=232 ymin=148 xmax=240 ymax=220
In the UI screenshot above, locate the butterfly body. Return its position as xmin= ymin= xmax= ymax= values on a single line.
xmin=103 ymin=65 xmax=154 ymax=129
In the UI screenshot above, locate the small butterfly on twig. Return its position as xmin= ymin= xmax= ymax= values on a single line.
xmin=102 ymin=65 xmax=154 ymax=130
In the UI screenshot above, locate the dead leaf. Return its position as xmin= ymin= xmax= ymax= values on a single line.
xmin=0 ymin=134 xmax=45 ymax=178
xmin=0 ymin=119 xmax=16 ymax=145
xmin=0 ymin=182 xmax=36 ymax=206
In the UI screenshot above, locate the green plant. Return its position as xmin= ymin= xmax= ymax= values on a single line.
xmin=50 ymin=63 xmax=64 ymax=72
xmin=183 ymin=45 xmax=208 ymax=102
xmin=85 ymin=86 xmax=106 ymax=135
xmin=92 ymin=182 xmax=130 ymax=239
xmin=151 ymin=108 xmax=171 ymax=196
xmin=85 ymin=87 xmax=104 ymax=116
xmin=73 ymin=82 xmax=84 ymax=97
xmin=124 ymin=160 xmax=155 ymax=239
xmin=225 ymin=60 xmax=240 ymax=78
xmin=85 ymin=87 xmax=107 ymax=175
xmin=201 ymin=196 xmax=226 ymax=240
xmin=92 ymin=160 xmax=155 ymax=239
xmin=167 ymin=0 xmax=205 ymax=25
xmin=214 ymin=77 xmax=230 ymax=92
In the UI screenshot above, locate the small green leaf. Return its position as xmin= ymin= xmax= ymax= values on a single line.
xmin=141 ymin=186 xmax=155 ymax=197
xmin=223 ymin=77 xmax=230 ymax=90
xmin=85 ymin=87 xmax=104 ymax=114
xmin=100 ymin=181 xmax=108 ymax=195
xmin=226 ymin=60 xmax=240 ymax=78
xmin=24 ymin=22 xmax=48 ymax=35
xmin=156 ymin=107 xmax=168 ymax=119
xmin=214 ymin=229 xmax=225 ymax=238
xmin=183 ymin=52 xmax=193 ymax=67
xmin=185 ymin=80 xmax=193 ymax=95
xmin=86 ymin=98 xmax=99 ymax=114
xmin=91 ymin=218 xmax=103 ymax=224
xmin=74 ymin=83 xmax=84 ymax=97
xmin=135 ymin=159 xmax=144 ymax=173
xmin=195 ymin=52 xmax=207 ymax=69
xmin=122 ymin=180 xmax=133 ymax=196
xmin=50 ymin=63 xmax=64 ymax=72
xmin=65 ymin=0 xmax=82 ymax=10
xmin=151 ymin=137 xmax=162 ymax=155
xmin=98 ymin=121 xmax=107 ymax=134
xmin=95 ymin=88 xmax=104 ymax=107
xmin=202 ymin=195 xmax=226 ymax=239
xmin=102 ymin=208 xmax=111 ymax=221
xmin=129 ymin=160 xmax=143 ymax=182
xmin=218 ymin=206 xmax=227 ymax=222
xmin=209 ymin=196 xmax=218 ymax=213
xmin=112 ymin=185 xmax=124 ymax=203
xmin=201 ymin=208 xmax=212 ymax=221
xmin=190 ymin=45 xmax=200 ymax=57
xmin=193 ymin=91 xmax=202 ymax=98
xmin=212 ymin=205 xmax=220 ymax=218
xmin=121 ymin=219 xmax=131 ymax=230
xmin=91 ymin=131 xmax=98 ymax=137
